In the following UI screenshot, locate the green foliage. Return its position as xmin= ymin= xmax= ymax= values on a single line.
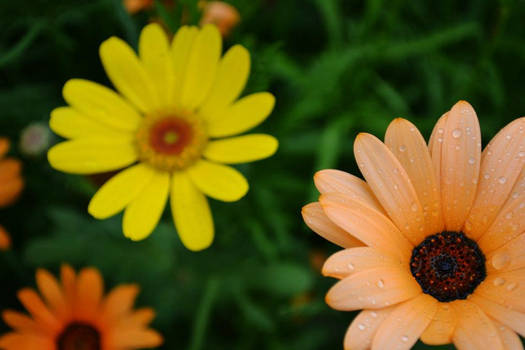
xmin=1 ymin=0 xmax=524 ymax=349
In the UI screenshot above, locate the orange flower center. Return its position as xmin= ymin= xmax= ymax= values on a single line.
xmin=135 ymin=113 xmax=207 ymax=172
xmin=410 ymin=231 xmax=486 ymax=302
xmin=57 ymin=323 xmax=101 ymax=350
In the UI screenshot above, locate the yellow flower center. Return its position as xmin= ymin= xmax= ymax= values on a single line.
xmin=57 ymin=323 xmax=101 ymax=350
xmin=135 ymin=112 xmax=208 ymax=172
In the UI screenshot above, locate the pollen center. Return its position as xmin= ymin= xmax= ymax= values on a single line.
xmin=57 ymin=323 xmax=101 ymax=350
xmin=410 ymin=231 xmax=486 ymax=302
xmin=136 ymin=113 xmax=207 ymax=171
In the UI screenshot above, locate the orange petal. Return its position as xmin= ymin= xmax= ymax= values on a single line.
xmin=452 ymin=299 xmax=504 ymax=350
xmin=428 ymin=112 xmax=449 ymax=161
xmin=474 ymin=270 xmax=525 ymax=313
xmin=17 ymin=288 xmax=60 ymax=334
xmin=319 ymin=192 xmax=413 ymax=262
xmin=420 ymin=302 xmax=456 ymax=345
xmin=372 ymin=294 xmax=438 ymax=350
xmin=325 ymin=267 xmax=421 ymax=311
xmin=0 ymin=332 xmax=53 ymax=350
xmin=486 ymin=233 xmax=525 ymax=274
xmin=478 ymin=167 xmax=525 ymax=253
xmin=75 ymin=267 xmax=104 ymax=320
xmin=2 ymin=310 xmax=40 ymax=333
xmin=470 ymin=294 xmax=525 ymax=337
xmin=314 ymin=169 xmax=385 ymax=213
xmin=343 ymin=307 xmax=394 ymax=350
xmin=111 ymin=328 xmax=163 ymax=348
xmin=431 ymin=101 xmax=481 ymax=231
xmin=60 ymin=264 xmax=76 ymax=308
xmin=301 ymin=202 xmax=364 ymax=248
xmin=385 ymin=118 xmax=443 ymax=236
xmin=35 ymin=269 xmax=67 ymax=319
xmin=0 ymin=225 xmax=11 ymax=250
xmin=465 ymin=117 xmax=525 ymax=240
xmin=354 ymin=133 xmax=426 ymax=245
xmin=322 ymin=247 xmax=403 ymax=279
xmin=0 ymin=158 xmax=21 ymax=182
xmin=116 ymin=308 xmax=156 ymax=329
xmin=0 ymin=176 xmax=24 ymax=207
xmin=492 ymin=319 xmax=524 ymax=350
xmin=103 ymin=285 xmax=139 ymax=321
xmin=0 ymin=138 xmax=9 ymax=158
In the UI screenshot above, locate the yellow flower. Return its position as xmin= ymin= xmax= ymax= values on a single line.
xmin=302 ymin=101 xmax=525 ymax=349
xmin=0 ymin=265 xmax=162 ymax=349
xmin=48 ymin=24 xmax=277 ymax=251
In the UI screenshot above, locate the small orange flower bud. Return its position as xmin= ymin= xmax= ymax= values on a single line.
xmin=200 ymin=1 xmax=240 ymax=37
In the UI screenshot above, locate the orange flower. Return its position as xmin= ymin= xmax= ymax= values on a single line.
xmin=124 ymin=0 xmax=154 ymax=14
xmin=0 ymin=265 xmax=163 ymax=349
xmin=200 ymin=1 xmax=240 ymax=37
xmin=0 ymin=138 xmax=23 ymax=208
xmin=0 ymin=225 xmax=10 ymax=251
xmin=302 ymin=101 xmax=525 ymax=349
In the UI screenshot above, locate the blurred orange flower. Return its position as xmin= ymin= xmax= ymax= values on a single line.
xmin=0 ymin=138 xmax=23 ymax=208
xmin=0 ymin=265 xmax=163 ymax=349
xmin=200 ymin=1 xmax=240 ymax=37
xmin=124 ymin=0 xmax=154 ymax=14
xmin=0 ymin=225 xmax=10 ymax=251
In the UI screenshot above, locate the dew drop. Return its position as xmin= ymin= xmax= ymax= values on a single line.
xmin=518 ymin=151 xmax=525 ymax=158
xmin=358 ymin=323 xmax=366 ymax=330
xmin=401 ymin=335 xmax=409 ymax=342
xmin=452 ymin=129 xmax=462 ymax=138
xmin=347 ymin=263 xmax=355 ymax=271
xmin=498 ymin=176 xmax=507 ymax=184
xmin=468 ymin=157 xmax=475 ymax=165
xmin=507 ymin=282 xmax=518 ymax=291
xmin=493 ymin=277 xmax=505 ymax=286
xmin=399 ymin=145 xmax=407 ymax=152
xmin=371 ymin=312 xmax=378 ymax=318
xmin=377 ymin=279 xmax=385 ymax=288
xmin=410 ymin=203 xmax=418 ymax=212
xmin=438 ymin=128 xmax=444 ymax=134
xmin=491 ymin=252 xmax=510 ymax=270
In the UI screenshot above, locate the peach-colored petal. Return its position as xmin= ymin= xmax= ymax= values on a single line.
xmin=465 ymin=117 xmax=525 ymax=240
xmin=17 ymin=288 xmax=60 ymax=333
xmin=420 ymin=302 xmax=457 ymax=345
xmin=428 ymin=112 xmax=448 ymax=161
xmin=492 ymin=319 xmax=524 ymax=350
xmin=322 ymin=247 xmax=403 ymax=279
xmin=35 ymin=269 xmax=67 ymax=318
xmin=469 ymin=294 xmax=525 ymax=338
xmin=431 ymin=101 xmax=481 ymax=231
xmin=478 ymin=167 xmax=525 ymax=253
xmin=385 ymin=118 xmax=443 ymax=236
xmin=452 ymin=299 xmax=504 ymax=350
xmin=486 ymin=233 xmax=525 ymax=274
xmin=314 ymin=169 xmax=385 ymax=213
xmin=343 ymin=307 xmax=394 ymax=350
xmin=354 ymin=133 xmax=426 ymax=245
xmin=103 ymin=285 xmax=139 ymax=321
xmin=75 ymin=267 xmax=104 ymax=319
xmin=372 ymin=294 xmax=438 ymax=350
xmin=319 ymin=192 xmax=413 ymax=262
xmin=325 ymin=266 xmax=421 ymax=311
xmin=301 ymin=202 xmax=364 ymax=248
xmin=474 ymin=270 xmax=525 ymax=313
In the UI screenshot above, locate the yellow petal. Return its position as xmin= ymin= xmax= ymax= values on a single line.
xmin=180 ymin=24 xmax=222 ymax=111
xmin=171 ymin=171 xmax=214 ymax=251
xmin=50 ymin=107 xmax=128 ymax=139
xmin=206 ymin=92 xmax=275 ymax=138
xmin=199 ymin=45 xmax=250 ymax=118
xmin=139 ymin=23 xmax=174 ymax=108
xmin=63 ymin=79 xmax=141 ymax=131
xmin=48 ymin=137 xmax=137 ymax=174
xmin=123 ymin=169 xmax=170 ymax=241
xmin=171 ymin=26 xmax=199 ymax=107
xmin=88 ymin=164 xmax=156 ymax=219
xmin=187 ymin=159 xmax=248 ymax=202
xmin=203 ymin=134 xmax=278 ymax=164
xmin=99 ymin=37 xmax=160 ymax=113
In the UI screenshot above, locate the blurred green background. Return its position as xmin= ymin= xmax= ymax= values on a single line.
xmin=1 ymin=0 xmax=525 ymax=349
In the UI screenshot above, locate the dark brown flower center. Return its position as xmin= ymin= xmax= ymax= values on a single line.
xmin=410 ymin=231 xmax=486 ymax=302
xmin=57 ymin=323 xmax=101 ymax=350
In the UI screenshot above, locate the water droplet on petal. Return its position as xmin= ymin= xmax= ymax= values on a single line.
xmin=377 ymin=279 xmax=385 ymax=288
xmin=491 ymin=252 xmax=510 ymax=270
xmin=399 ymin=145 xmax=407 ymax=152
xmin=452 ymin=129 xmax=462 ymax=138
xmin=358 ymin=323 xmax=366 ymax=330
xmin=401 ymin=335 xmax=409 ymax=342
xmin=348 ymin=263 xmax=355 ymax=271
xmin=498 ymin=176 xmax=507 ymax=184
xmin=493 ymin=277 xmax=505 ymax=286
xmin=410 ymin=203 xmax=418 ymax=212
xmin=507 ymin=282 xmax=518 ymax=291
xmin=468 ymin=157 xmax=475 ymax=165
xmin=371 ymin=312 xmax=377 ymax=318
